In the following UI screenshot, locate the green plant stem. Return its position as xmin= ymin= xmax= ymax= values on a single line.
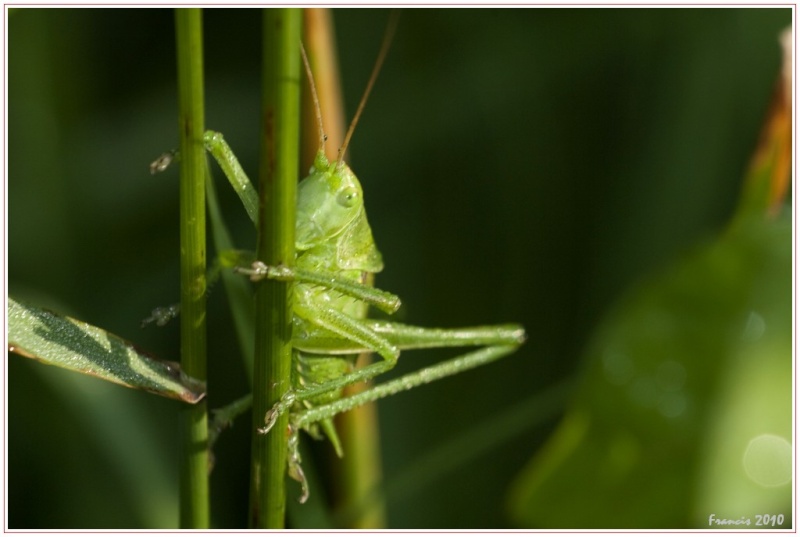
xmin=302 ymin=12 xmax=386 ymax=526
xmin=249 ymin=8 xmax=301 ymax=529
xmin=175 ymin=8 xmax=209 ymax=529
xmin=336 ymin=353 xmax=386 ymax=528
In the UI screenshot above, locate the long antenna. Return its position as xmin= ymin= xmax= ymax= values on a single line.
xmin=335 ymin=11 xmax=400 ymax=167
xmin=300 ymin=41 xmax=327 ymax=153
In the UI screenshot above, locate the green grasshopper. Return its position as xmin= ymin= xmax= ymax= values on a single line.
xmin=152 ymin=39 xmax=526 ymax=503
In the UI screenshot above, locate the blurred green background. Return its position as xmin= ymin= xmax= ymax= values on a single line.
xmin=8 ymin=8 xmax=792 ymax=529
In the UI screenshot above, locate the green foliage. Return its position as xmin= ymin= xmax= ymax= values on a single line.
xmin=507 ymin=212 xmax=791 ymax=528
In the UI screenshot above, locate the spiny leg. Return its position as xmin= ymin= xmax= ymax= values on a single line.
xmin=290 ymin=320 xmax=526 ymax=401
xmin=293 ymin=343 xmax=521 ymax=433
xmin=237 ymin=260 xmax=401 ymax=314
xmin=297 ymin=320 xmax=527 ymax=354
xmin=219 ymin=326 xmax=525 ymax=501
xmin=207 ymin=250 xmax=401 ymax=315
xmin=286 ymin=344 xmax=522 ymax=505
xmin=149 ymin=131 xmax=259 ymax=226
xmin=203 ymin=130 xmax=259 ymax=225
xmin=373 ymin=321 xmax=526 ymax=348
xmin=214 ymin=322 xmax=525 ymax=430
xmin=261 ymin=319 xmax=526 ymax=434
xmin=235 ymin=260 xmax=522 ymax=351
xmin=295 ymin=300 xmax=399 ymax=362
xmin=259 ymin=301 xmax=400 ymax=435
xmin=144 ymin=143 xmax=252 ymax=328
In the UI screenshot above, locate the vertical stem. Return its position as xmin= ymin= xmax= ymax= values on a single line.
xmin=303 ymin=9 xmax=385 ymax=527
xmin=302 ymin=8 xmax=346 ymax=165
xmin=175 ymin=8 xmax=209 ymax=529
xmin=249 ymin=8 xmax=301 ymax=529
xmin=336 ymin=351 xmax=386 ymax=528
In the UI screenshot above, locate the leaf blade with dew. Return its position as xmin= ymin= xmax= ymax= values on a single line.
xmin=8 ymin=297 xmax=206 ymax=403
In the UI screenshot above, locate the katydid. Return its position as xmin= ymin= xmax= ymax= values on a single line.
xmin=152 ymin=37 xmax=526 ymax=503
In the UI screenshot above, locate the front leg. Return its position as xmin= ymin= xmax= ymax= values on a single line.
xmin=237 ymin=260 xmax=401 ymax=314
xmin=203 ymin=130 xmax=259 ymax=225
xmin=149 ymin=131 xmax=259 ymax=227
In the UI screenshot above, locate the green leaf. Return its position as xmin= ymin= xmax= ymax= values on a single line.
xmin=506 ymin=214 xmax=791 ymax=528
xmin=8 ymin=297 xmax=206 ymax=404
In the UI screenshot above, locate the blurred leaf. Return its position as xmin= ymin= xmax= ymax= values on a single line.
xmin=507 ymin=27 xmax=791 ymax=529
xmin=8 ymin=296 xmax=206 ymax=404
xmin=507 ymin=212 xmax=791 ymax=528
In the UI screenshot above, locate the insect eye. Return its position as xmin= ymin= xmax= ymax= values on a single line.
xmin=336 ymin=187 xmax=359 ymax=208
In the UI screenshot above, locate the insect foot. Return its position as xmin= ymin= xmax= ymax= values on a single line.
xmin=149 ymin=150 xmax=176 ymax=174
xmin=235 ymin=261 xmax=294 ymax=283
xmin=257 ymin=390 xmax=297 ymax=434
xmin=141 ymin=304 xmax=181 ymax=328
xmin=287 ymin=424 xmax=310 ymax=503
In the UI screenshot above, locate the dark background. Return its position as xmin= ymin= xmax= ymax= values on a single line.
xmin=7 ymin=7 xmax=791 ymax=528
